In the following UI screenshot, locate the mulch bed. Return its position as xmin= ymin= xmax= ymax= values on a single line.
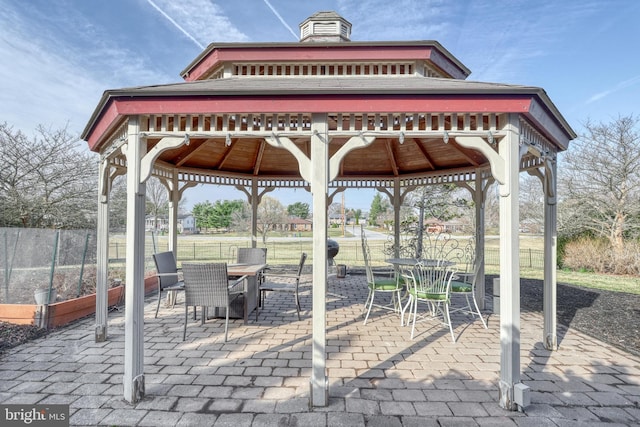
xmin=0 ymin=322 xmax=48 ymax=353
xmin=486 ymin=275 xmax=640 ymax=357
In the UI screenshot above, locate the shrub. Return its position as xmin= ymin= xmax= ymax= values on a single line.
xmin=562 ymin=237 xmax=640 ymax=275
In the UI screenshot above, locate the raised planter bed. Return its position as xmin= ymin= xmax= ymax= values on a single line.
xmin=0 ymin=276 xmax=157 ymax=328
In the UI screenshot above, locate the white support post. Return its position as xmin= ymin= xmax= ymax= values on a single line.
xmin=474 ymin=174 xmax=488 ymax=309
xmin=310 ymin=113 xmax=329 ymax=407
xmin=95 ymin=159 xmax=110 ymax=342
xmin=168 ymin=173 xmax=180 ymax=255
xmin=393 ymin=179 xmax=401 ymax=257
xmin=251 ymin=179 xmax=259 ymax=248
xmin=377 ymin=179 xmax=411 ymax=259
xmin=543 ymin=159 xmax=558 ymax=350
xmin=498 ymin=114 xmax=522 ymax=410
xmin=122 ymin=117 xmax=146 ymax=403
xmin=237 ymin=180 xmax=274 ymax=249
xmin=459 ymin=173 xmax=492 ymax=310
xmin=264 ymin=126 xmax=373 ymax=407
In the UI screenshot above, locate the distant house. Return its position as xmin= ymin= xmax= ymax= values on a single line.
xmin=328 ymin=213 xmax=343 ymax=225
xmin=285 ymin=217 xmax=312 ymax=232
xmin=145 ymin=215 xmax=167 ymax=231
xmin=424 ymin=218 xmax=467 ymax=233
xmin=179 ymin=213 xmax=197 ymax=233
xmin=146 ymin=213 xmax=196 ymax=233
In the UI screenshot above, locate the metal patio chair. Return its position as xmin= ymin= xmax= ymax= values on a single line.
xmin=257 ymin=252 xmax=307 ymax=321
xmin=449 ymin=246 xmax=488 ymax=328
xmin=401 ymin=260 xmax=456 ymax=342
xmin=152 ymin=251 xmax=185 ymax=318
xmin=362 ymin=225 xmax=403 ymax=325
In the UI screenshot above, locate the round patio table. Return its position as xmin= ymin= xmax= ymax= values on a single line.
xmin=385 ymin=258 xmax=455 ymax=268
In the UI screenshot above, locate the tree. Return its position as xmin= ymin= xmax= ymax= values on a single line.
xmin=559 ymin=115 xmax=640 ymax=250
xmin=230 ymin=201 xmax=251 ymax=232
xmin=192 ymin=201 xmax=214 ymax=231
xmin=406 ymin=184 xmax=468 ymax=224
xmin=145 ymin=178 xmax=169 ymax=230
xmin=520 ymin=174 xmax=544 ymax=233
xmin=192 ymin=199 xmax=243 ymax=231
xmin=287 ymin=201 xmax=310 ymax=219
xmin=403 ymin=185 xmax=470 ymax=257
xmin=0 ymin=123 xmax=97 ymax=229
xmin=257 ymin=196 xmax=287 ymax=243
xmin=109 ymin=175 xmax=128 ymax=232
xmin=353 ymin=209 xmax=362 ymax=225
xmin=368 ymin=193 xmax=389 ymax=226
xmin=210 ymin=200 xmax=243 ymax=230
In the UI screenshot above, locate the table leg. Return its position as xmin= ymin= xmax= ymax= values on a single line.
xmin=243 ymin=276 xmax=257 ymax=324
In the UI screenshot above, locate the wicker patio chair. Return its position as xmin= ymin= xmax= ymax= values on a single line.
xmin=181 ymin=262 xmax=246 ymax=342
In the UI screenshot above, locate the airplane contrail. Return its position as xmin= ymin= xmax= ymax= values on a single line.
xmin=586 ymin=74 xmax=640 ymax=104
xmin=262 ymin=0 xmax=298 ymax=40
xmin=146 ymin=0 xmax=205 ymax=49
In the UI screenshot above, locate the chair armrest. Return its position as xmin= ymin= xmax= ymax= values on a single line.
xmin=228 ymin=275 xmax=248 ymax=294
xmin=452 ymin=272 xmax=474 ymax=281
xmin=156 ymin=271 xmax=184 ymax=282
xmin=454 ymin=272 xmax=473 ymax=277
xmin=262 ymin=273 xmax=300 ymax=280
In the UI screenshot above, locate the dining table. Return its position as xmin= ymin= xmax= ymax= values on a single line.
xmin=217 ymin=262 xmax=268 ymax=324
xmin=385 ymin=258 xmax=456 ymax=291
xmin=385 ymin=258 xmax=455 ymax=268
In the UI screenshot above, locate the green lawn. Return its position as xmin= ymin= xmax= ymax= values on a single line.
xmin=484 ymin=266 xmax=640 ymax=295
xmin=111 ymin=230 xmax=639 ymax=296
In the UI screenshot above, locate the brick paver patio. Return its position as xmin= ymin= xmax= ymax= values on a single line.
xmin=1 ymin=273 xmax=639 ymax=426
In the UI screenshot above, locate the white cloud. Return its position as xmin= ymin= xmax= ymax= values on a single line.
xmin=0 ymin=3 xmax=176 ymax=134
xmin=147 ymin=0 xmax=249 ymax=43
xmin=338 ymin=0 xmax=450 ymax=41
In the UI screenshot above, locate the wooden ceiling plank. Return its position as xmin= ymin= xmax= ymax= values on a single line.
xmin=384 ymin=139 xmax=399 ymax=176
xmin=175 ymin=138 xmax=212 ymax=167
xmin=217 ymin=140 xmax=236 ymax=170
xmin=410 ymin=138 xmax=437 ymax=170
xmin=253 ymin=140 xmax=266 ymax=176
xmin=447 ymin=139 xmax=482 ymax=166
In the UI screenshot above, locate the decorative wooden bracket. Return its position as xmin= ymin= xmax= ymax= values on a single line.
xmin=265 ymin=134 xmax=311 ymax=182
xmin=328 ymin=186 xmax=346 ymax=205
xmin=455 ymin=136 xmax=505 ymax=186
xmin=99 ymin=159 xmax=110 ymax=203
xmin=377 ymin=184 xmax=415 ymax=205
xmin=140 ymin=135 xmax=190 ymax=184
xmin=329 ymin=134 xmax=376 ymax=181
xmin=527 ymin=158 xmax=556 ymax=205
xmin=266 ymin=133 xmax=376 ymax=183
xmin=236 ymin=184 xmax=275 ymax=205
xmin=158 ymin=177 xmax=197 ymax=201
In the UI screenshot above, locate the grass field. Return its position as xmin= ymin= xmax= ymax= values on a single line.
xmin=110 ymin=228 xmax=639 ymax=296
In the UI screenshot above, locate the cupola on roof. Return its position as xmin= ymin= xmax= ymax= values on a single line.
xmin=299 ymin=10 xmax=352 ymax=42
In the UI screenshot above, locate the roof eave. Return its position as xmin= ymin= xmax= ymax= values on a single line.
xmin=82 ymin=85 xmax=575 ymax=151
xmin=180 ymin=40 xmax=471 ymax=81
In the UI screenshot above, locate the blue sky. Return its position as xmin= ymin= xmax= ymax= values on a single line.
xmin=1 ymin=0 xmax=639 ymax=212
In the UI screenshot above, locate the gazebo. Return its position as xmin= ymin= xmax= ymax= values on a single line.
xmin=81 ymin=11 xmax=575 ymax=411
